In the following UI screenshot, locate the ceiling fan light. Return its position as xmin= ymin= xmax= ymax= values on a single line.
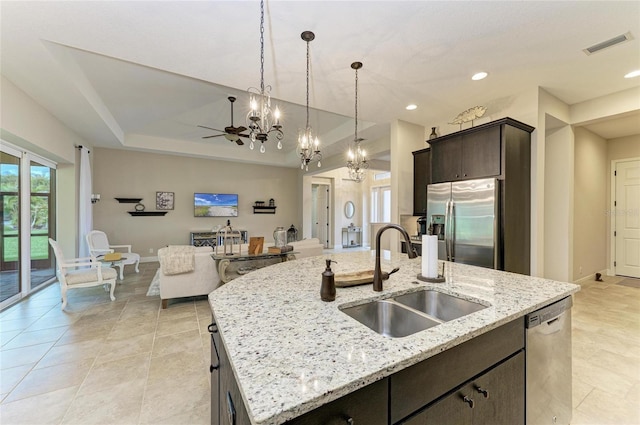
xmin=472 ymin=71 xmax=488 ymax=81
xmin=624 ymin=70 xmax=640 ymax=79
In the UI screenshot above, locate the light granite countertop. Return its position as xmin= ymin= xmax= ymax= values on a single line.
xmin=208 ymin=250 xmax=580 ymax=425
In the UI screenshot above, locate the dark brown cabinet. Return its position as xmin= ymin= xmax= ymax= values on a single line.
xmin=430 ymin=125 xmax=501 ymax=183
xmin=419 ymin=118 xmax=534 ymax=275
xmin=214 ymin=319 xmax=251 ymax=425
xmin=209 ymin=321 xmax=221 ymax=425
xmin=286 ymin=378 xmax=388 ymax=425
xmin=400 ymin=352 xmax=524 ymax=425
xmin=412 ymin=148 xmax=431 ymax=216
xmin=428 ymin=118 xmax=532 ymax=185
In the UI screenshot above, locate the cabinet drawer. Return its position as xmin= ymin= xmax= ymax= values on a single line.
xmin=286 ymin=378 xmax=388 ymax=425
xmin=390 ymin=318 xmax=524 ymax=423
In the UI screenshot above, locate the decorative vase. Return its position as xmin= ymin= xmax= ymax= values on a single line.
xmin=429 ymin=127 xmax=438 ymax=140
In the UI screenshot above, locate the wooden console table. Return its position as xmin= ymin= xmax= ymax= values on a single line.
xmin=212 ymin=252 xmax=296 ymax=283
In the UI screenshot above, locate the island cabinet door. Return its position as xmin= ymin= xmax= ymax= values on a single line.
xmin=286 ymin=378 xmax=388 ymax=425
xmin=398 ymin=351 xmax=524 ymax=425
xmin=209 ymin=320 xmax=221 ymax=425
xmin=218 ymin=333 xmax=251 ymax=425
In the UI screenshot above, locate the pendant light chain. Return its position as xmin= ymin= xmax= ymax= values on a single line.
xmin=259 ymin=0 xmax=265 ymax=94
xmin=354 ymin=65 xmax=359 ymax=141
xmin=305 ymin=38 xmax=310 ymax=129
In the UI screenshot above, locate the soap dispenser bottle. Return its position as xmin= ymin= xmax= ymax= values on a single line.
xmin=321 ymin=259 xmax=336 ymax=302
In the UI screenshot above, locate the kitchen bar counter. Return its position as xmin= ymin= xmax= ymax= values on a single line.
xmin=208 ymin=250 xmax=579 ymax=424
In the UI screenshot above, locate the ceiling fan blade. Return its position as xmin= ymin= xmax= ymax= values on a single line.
xmin=235 ymin=126 xmax=247 ymax=133
xmin=235 ymin=139 xmax=245 ymax=146
xmin=197 ymin=125 xmax=225 ymax=132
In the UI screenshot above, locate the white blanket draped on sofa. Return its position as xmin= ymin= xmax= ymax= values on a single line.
xmin=158 ymin=245 xmax=195 ymax=275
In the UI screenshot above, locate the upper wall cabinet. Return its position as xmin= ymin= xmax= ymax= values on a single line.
xmin=429 ymin=118 xmax=533 ymax=184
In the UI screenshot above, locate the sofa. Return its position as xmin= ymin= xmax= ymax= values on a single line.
xmin=157 ymin=245 xmax=219 ymax=308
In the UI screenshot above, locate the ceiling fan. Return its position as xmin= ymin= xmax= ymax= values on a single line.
xmin=198 ymin=96 xmax=249 ymax=145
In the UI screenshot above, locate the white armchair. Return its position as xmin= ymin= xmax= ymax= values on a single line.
xmin=157 ymin=245 xmax=220 ymax=309
xmin=49 ymin=238 xmax=117 ymax=310
xmin=86 ymin=230 xmax=140 ymax=280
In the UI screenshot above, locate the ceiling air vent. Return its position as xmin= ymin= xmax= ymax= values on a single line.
xmin=583 ymin=31 xmax=634 ymax=55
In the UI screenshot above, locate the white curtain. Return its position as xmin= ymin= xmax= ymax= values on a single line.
xmin=78 ymin=146 xmax=92 ymax=257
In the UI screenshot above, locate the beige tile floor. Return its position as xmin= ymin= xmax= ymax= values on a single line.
xmin=0 ymin=263 xmax=211 ymax=425
xmin=0 ymin=263 xmax=638 ymax=424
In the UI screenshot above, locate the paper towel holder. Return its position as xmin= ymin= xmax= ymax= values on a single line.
xmin=416 ymin=274 xmax=446 ymax=283
xmin=416 ymin=262 xmax=446 ymax=283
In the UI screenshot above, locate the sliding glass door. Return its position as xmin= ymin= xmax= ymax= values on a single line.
xmin=0 ymin=143 xmax=56 ymax=309
xmin=1 ymin=149 xmax=21 ymax=304
xmin=29 ymin=160 xmax=56 ymax=289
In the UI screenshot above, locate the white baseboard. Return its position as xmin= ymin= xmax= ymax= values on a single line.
xmin=141 ymin=256 xmax=158 ymax=263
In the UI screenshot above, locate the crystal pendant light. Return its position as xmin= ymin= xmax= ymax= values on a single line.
xmin=347 ymin=61 xmax=369 ymax=182
xmin=246 ymin=0 xmax=283 ymax=153
xmin=297 ymin=31 xmax=322 ymax=171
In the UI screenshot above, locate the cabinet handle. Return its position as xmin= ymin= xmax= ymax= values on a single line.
xmin=463 ymin=173 xmax=467 ymax=177
xmin=210 ymin=363 xmax=218 ymax=372
xmin=343 ymin=416 xmax=354 ymax=424
xmin=462 ymin=395 xmax=474 ymax=409
xmin=208 ymin=322 xmax=218 ymax=333
xmin=476 ymin=387 xmax=489 ymax=398
xmin=227 ymin=392 xmax=236 ymax=425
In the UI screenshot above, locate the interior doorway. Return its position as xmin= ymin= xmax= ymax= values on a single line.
xmin=613 ymin=159 xmax=640 ymax=278
xmin=312 ymin=183 xmax=331 ymax=248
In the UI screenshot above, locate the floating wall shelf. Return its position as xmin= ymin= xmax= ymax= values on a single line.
xmin=253 ymin=206 xmax=277 ymax=214
xmin=127 ymin=211 xmax=168 ymax=216
xmin=115 ymin=197 xmax=143 ymax=203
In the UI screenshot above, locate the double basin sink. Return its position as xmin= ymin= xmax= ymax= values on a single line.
xmin=341 ymin=289 xmax=488 ymax=338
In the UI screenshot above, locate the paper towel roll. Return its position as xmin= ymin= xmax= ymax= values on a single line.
xmin=421 ymin=235 xmax=439 ymax=278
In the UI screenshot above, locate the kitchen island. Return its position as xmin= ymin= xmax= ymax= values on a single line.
xmin=208 ymin=250 xmax=579 ymax=425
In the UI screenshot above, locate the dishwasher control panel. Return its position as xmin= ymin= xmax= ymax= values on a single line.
xmin=526 ymin=296 xmax=572 ymax=328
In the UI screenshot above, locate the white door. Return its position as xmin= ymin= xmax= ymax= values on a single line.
xmin=312 ymin=184 xmax=330 ymax=248
xmin=615 ymin=160 xmax=640 ymax=278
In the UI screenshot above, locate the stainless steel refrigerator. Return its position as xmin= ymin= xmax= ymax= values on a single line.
xmin=426 ymin=178 xmax=498 ymax=269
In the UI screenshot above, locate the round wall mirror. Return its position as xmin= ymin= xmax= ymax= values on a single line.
xmin=344 ymin=201 xmax=355 ymax=219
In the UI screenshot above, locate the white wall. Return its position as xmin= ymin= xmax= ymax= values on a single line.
xmin=543 ymin=124 xmax=574 ymax=282
xmin=0 ymin=75 xmax=88 ymax=256
xmin=92 ymin=148 xmax=300 ymax=256
xmin=390 ymin=120 xmax=425 ymax=251
xmin=573 ymin=127 xmax=608 ymax=280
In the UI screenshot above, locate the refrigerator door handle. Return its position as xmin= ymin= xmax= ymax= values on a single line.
xmin=449 ymin=200 xmax=455 ymax=261
xmin=444 ymin=200 xmax=450 ymax=261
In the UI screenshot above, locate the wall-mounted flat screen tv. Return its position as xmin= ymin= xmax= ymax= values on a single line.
xmin=194 ymin=193 xmax=238 ymax=217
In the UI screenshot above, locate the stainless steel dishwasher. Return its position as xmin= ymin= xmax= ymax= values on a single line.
xmin=526 ymin=296 xmax=573 ymax=425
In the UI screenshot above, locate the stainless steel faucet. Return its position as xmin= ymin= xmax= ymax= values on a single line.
xmin=373 ymin=224 xmax=418 ymax=291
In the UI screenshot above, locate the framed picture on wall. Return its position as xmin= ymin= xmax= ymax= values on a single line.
xmin=156 ymin=191 xmax=174 ymax=210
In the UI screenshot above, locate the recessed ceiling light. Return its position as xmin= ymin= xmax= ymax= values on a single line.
xmin=624 ymin=70 xmax=640 ymax=79
xmin=406 ymin=104 xmax=418 ymax=110
xmin=472 ymin=72 xmax=488 ymax=81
